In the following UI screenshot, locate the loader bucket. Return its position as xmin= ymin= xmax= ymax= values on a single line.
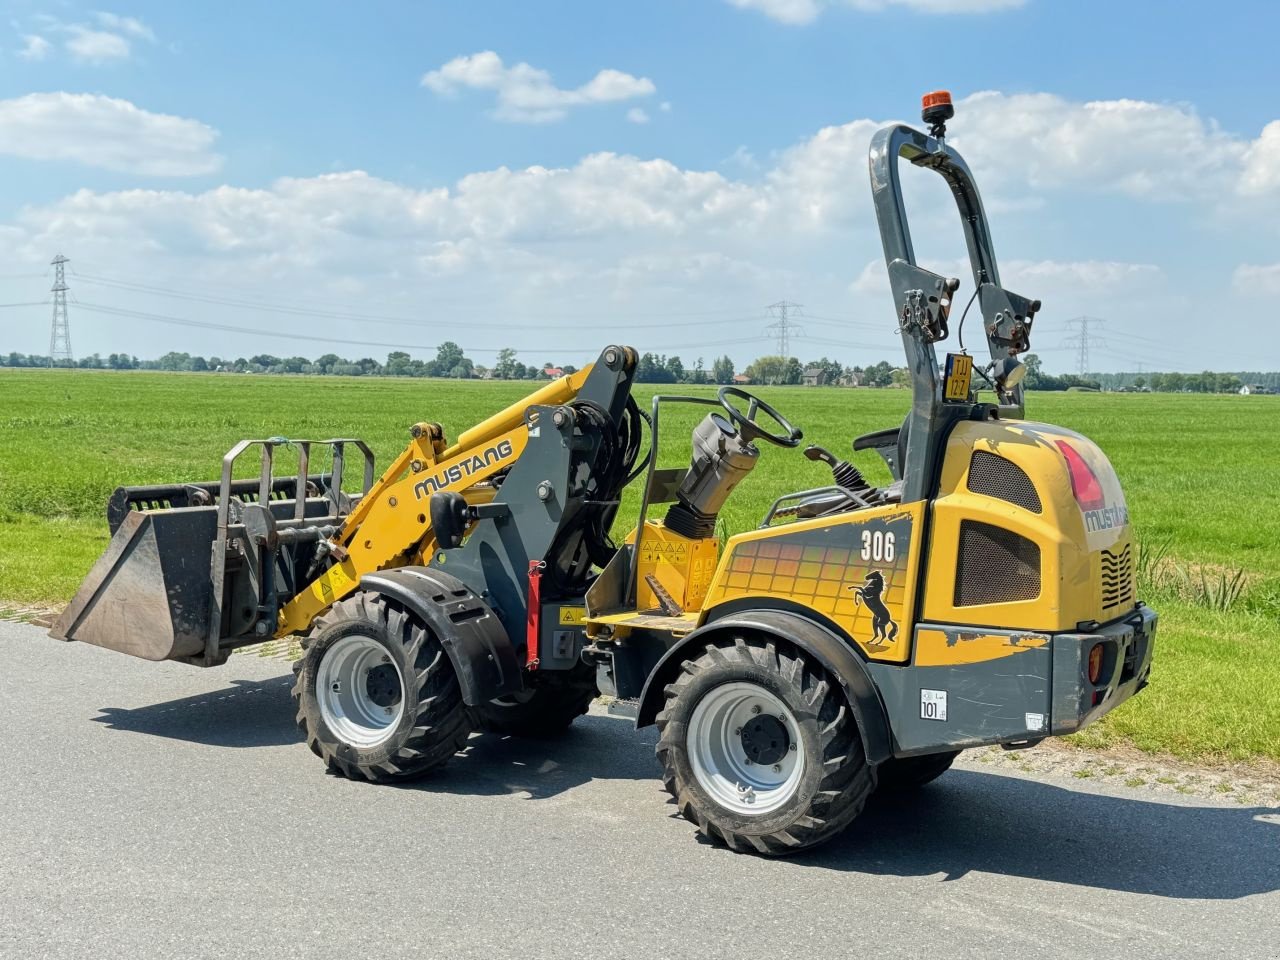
xmin=50 ymin=506 xmax=218 ymax=662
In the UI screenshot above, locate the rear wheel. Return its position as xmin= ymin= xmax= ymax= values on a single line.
xmin=472 ymin=661 xmax=597 ymax=738
xmin=875 ymin=750 xmax=961 ymax=793
xmin=292 ymin=592 xmax=472 ymax=781
xmin=655 ymin=636 xmax=873 ymax=856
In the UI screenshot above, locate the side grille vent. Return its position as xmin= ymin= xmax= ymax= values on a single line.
xmin=954 ymin=520 xmax=1042 ymax=607
xmin=1101 ymin=544 xmax=1135 ymax=610
xmin=967 ymin=451 xmax=1043 ymax=513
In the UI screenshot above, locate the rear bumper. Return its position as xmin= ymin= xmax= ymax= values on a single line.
xmin=868 ymin=606 xmax=1156 ymax=758
xmin=1050 ymin=603 xmax=1156 ymax=735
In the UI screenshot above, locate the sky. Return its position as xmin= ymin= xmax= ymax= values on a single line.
xmin=0 ymin=0 xmax=1277 ymax=373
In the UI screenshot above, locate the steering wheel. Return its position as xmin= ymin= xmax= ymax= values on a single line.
xmin=717 ymin=386 xmax=804 ymax=448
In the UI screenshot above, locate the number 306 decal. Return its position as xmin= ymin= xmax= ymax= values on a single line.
xmin=860 ymin=529 xmax=896 ymax=563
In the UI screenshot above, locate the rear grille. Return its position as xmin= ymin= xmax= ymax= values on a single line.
xmin=954 ymin=520 xmax=1042 ymax=607
xmin=1101 ymin=544 xmax=1135 ymax=611
xmin=967 ymin=450 xmax=1043 ymax=513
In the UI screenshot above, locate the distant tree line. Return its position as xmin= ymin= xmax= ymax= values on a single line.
xmin=1 ymin=344 xmax=577 ymax=381
xmin=4 ymin=346 xmax=1273 ymax=393
xmin=1023 ymin=355 xmax=1271 ymax=393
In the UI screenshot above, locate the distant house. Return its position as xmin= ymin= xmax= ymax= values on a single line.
xmin=1240 ymin=383 xmax=1272 ymax=395
xmin=802 ymin=366 xmax=827 ymax=387
xmin=543 ymin=366 xmax=564 ymax=379
xmin=732 ymin=373 xmax=752 ymax=385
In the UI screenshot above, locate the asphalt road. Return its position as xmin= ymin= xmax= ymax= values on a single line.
xmin=1 ymin=620 xmax=1277 ymax=960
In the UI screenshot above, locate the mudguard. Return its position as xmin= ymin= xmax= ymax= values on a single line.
xmin=358 ymin=566 xmax=522 ymax=706
xmin=635 ymin=609 xmax=894 ymax=766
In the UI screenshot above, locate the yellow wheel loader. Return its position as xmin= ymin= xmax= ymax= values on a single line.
xmin=51 ymin=93 xmax=1155 ymax=856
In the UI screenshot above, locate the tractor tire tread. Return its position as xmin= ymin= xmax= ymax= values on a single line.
xmin=291 ymin=592 xmax=472 ymax=783
xmin=655 ymin=635 xmax=872 ymax=857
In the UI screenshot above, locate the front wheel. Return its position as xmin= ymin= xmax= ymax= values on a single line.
xmin=655 ymin=636 xmax=873 ymax=856
xmin=292 ymin=592 xmax=473 ymax=781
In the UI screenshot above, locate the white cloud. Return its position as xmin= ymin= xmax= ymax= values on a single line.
xmin=94 ymin=12 xmax=156 ymax=41
xmin=726 ymin=0 xmax=823 ymax=22
xmin=0 ymin=88 xmax=1275 ymax=368
xmin=18 ymin=34 xmax=52 ymax=60
xmin=1232 ymin=263 xmax=1280 ymax=296
xmin=852 ymin=258 xmax=1163 ymax=296
xmin=1240 ymin=121 xmax=1280 ymax=196
xmin=727 ymin=0 xmax=1023 ymax=24
xmin=951 ymin=92 xmax=1251 ymax=201
xmin=422 ymin=51 xmax=655 ymax=123
xmin=0 ymin=92 xmax=221 ymax=175
xmin=15 ymin=11 xmax=157 ymax=65
xmin=757 ymin=91 xmax=1278 ymax=227
xmin=65 ymin=26 xmax=131 ymax=62
xmin=626 ymin=107 xmax=650 ymax=124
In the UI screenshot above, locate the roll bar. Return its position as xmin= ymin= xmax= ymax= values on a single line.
xmin=868 ymin=110 xmax=1041 ymax=503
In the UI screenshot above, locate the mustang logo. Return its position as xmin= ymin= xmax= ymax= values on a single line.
xmin=849 ymin=571 xmax=898 ymax=645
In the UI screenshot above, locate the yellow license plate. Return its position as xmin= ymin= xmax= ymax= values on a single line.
xmin=943 ymin=353 xmax=973 ymax=402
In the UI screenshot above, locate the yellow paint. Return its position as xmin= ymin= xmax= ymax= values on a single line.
xmin=558 ymin=606 xmax=587 ymax=626
xmin=634 ymin=520 xmax=719 ymax=613
xmin=442 ymin=366 xmax=591 ymax=459
xmin=277 ymin=422 xmax=531 ymax=635
xmin=914 ymin=627 xmax=1049 ymax=667
xmin=921 ymin=419 xmax=1135 ymax=632
xmin=699 ymin=501 xmax=925 ymax=664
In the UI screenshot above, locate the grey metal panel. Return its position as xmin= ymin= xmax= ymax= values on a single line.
xmin=50 ymin=507 xmax=217 ymax=661
xmin=1050 ymin=606 xmax=1156 ymax=734
xmin=868 ymin=625 xmax=1053 ymax=757
xmin=429 ymin=347 xmax=637 ymax=662
xmin=431 ymin=404 xmax=576 ymax=653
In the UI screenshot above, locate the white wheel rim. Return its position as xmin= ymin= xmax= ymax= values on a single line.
xmin=687 ymin=681 xmax=805 ymax=816
xmin=316 ymin=635 xmax=405 ymax=748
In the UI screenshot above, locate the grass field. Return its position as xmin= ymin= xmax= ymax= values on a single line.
xmin=1 ymin=368 xmax=1277 ymax=764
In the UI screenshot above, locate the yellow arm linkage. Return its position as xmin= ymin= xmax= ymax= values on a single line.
xmin=276 ymin=364 xmax=595 ymax=636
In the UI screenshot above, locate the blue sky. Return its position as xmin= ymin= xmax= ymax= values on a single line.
xmin=1 ymin=0 xmax=1277 ymax=372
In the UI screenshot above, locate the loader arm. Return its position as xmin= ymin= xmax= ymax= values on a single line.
xmin=54 ymin=346 xmax=639 ymax=666
xmin=277 ymin=365 xmax=598 ymax=636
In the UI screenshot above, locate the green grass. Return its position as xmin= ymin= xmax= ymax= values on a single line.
xmin=2 ymin=368 xmax=1278 ymax=763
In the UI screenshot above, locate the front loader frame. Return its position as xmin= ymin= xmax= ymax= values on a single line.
xmin=202 ymin=437 xmax=375 ymax=665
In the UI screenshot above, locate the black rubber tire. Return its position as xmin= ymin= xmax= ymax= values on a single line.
xmin=875 ymin=750 xmax=961 ymax=793
xmin=655 ymin=636 xmax=873 ymax=856
xmin=291 ymin=592 xmax=472 ymax=782
xmin=472 ymin=661 xmax=597 ymax=738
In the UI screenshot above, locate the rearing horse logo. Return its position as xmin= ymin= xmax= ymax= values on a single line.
xmin=849 ymin=571 xmax=898 ymax=645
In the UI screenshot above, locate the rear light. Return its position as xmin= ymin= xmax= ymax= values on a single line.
xmin=1088 ymin=643 xmax=1104 ymax=685
xmin=1055 ymin=440 xmax=1105 ymax=511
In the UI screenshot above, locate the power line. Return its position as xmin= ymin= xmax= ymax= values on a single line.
xmin=68 ymin=273 xmax=780 ymax=332
xmin=1059 ymin=315 xmax=1106 ymax=376
xmin=765 ymin=301 xmax=804 ymax=359
xmin=48 ymin=255 xmax=72 ymax=366
xmin=73 ymin=301 xmax=769 ymax=357
xmin=68 ymin=270 xmax=765 ymax=329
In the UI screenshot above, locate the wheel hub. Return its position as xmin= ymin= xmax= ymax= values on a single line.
xmin=686 ymin=681 xmax=805 ymax=816
xmin=740 ymin=714 xmax=789 ymax=766
xmin=365 ymin=664 xmax=402 ymax=708
xmin=316 ymin=634 xmax=405 ymax=748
